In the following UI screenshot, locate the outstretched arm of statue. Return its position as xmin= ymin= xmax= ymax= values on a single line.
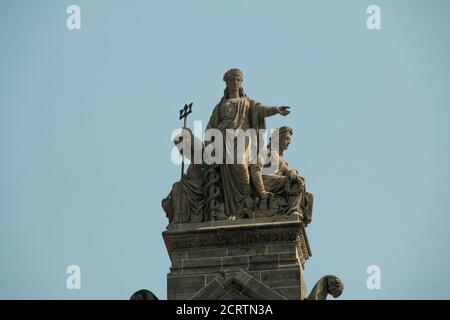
xmin=258 ymin=105 xmax=291 ymax=118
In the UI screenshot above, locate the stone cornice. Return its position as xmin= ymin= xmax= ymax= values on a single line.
xmin=163 ymin=216 xmax=312 ymax=266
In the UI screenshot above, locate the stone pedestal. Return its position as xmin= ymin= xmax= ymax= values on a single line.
xmin=163 ymin=216 xmax=312 ymax=300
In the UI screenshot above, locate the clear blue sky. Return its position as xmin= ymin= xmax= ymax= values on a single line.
xmin=1 ymin=0 xmax=449 ymax=299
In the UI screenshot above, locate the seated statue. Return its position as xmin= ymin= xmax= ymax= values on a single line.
xmin=162 ymin=126 xmax=313 ymax=226
xmin=250 ymin=126 xmax=313 ymax=225
xmin=162 ymin=129 xmax=206 ymax=224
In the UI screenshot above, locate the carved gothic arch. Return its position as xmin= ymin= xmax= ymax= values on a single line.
xmin=190 ymin=270 xmax=286 ymax=300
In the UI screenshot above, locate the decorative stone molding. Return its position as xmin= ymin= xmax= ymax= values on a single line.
xmin=163 ymin=217 xmax=311 ymax=256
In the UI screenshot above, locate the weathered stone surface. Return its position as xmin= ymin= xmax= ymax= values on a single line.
xmin=164 ymin=218 xmax=310 ymax=300
xmin=167 ymin=275 xmax=205 ymax=297
xmin=205 ymin=274 xmax=219 ymax=285
xmin=260 ymin=269 xmax=301 ymax=288
xmin=182 ymin=257 xmax=222 ymax=275
xmin=191 ymin=270 xmax=286 ymax=300
xmin=249 ymin=254 xmax=279 ymax=271
xmin=248 ymin=271 xmax=261 ymax=282
xmin=188 ymin=248 xmax=227 ymax=259
xmin=169 ymin=259 xmax=183 ymax=276
xmin=243 ymin=277 xmax=286 ymax=300
xmin=273 ymin=286 xmax=302 ymax=300
xmin=170 ymin=250 xmax=188 ymax=260
xmin=278 ymin=252 xmax=300 ymax=269
xmin=267 ymin=243 xmax=297 ymax=254
xmin=222 ymin=256 xmax=249 ymax=271
xmin=227 ymin=244 xmax=267 ymax=256
xmin=163 ymin=216 xmax=308 ymax=252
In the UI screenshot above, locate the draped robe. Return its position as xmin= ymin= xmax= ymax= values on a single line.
xmin=206 ymin=96 xmax=278 ymax=216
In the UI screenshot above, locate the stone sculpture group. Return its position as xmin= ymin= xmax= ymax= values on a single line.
xmin=150 ymin=69 xmax=344 ymax=301
xmin=162 ymin=69 xmax=313 ymax=227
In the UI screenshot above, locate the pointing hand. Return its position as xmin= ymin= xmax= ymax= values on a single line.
xmin=279 ymin=106 xmax=290 ymax=116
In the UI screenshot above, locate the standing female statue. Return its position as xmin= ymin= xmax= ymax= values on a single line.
xmin=206 ymin=68 xmax=290 ymax=218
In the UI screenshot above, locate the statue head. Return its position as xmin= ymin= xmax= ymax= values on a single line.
xmin=271 ymin=126 xmax=293 ymax=152
xmin=327 ymin=276 xmax=344 ymax=298
xmin=173 ymin=128 xmax=204 ymax=162
xmin=223 ymin=68 xmax=245 ymax=98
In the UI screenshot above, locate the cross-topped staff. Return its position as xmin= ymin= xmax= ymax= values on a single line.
xmin=179 ymin=102 xmax=193 ymax=178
